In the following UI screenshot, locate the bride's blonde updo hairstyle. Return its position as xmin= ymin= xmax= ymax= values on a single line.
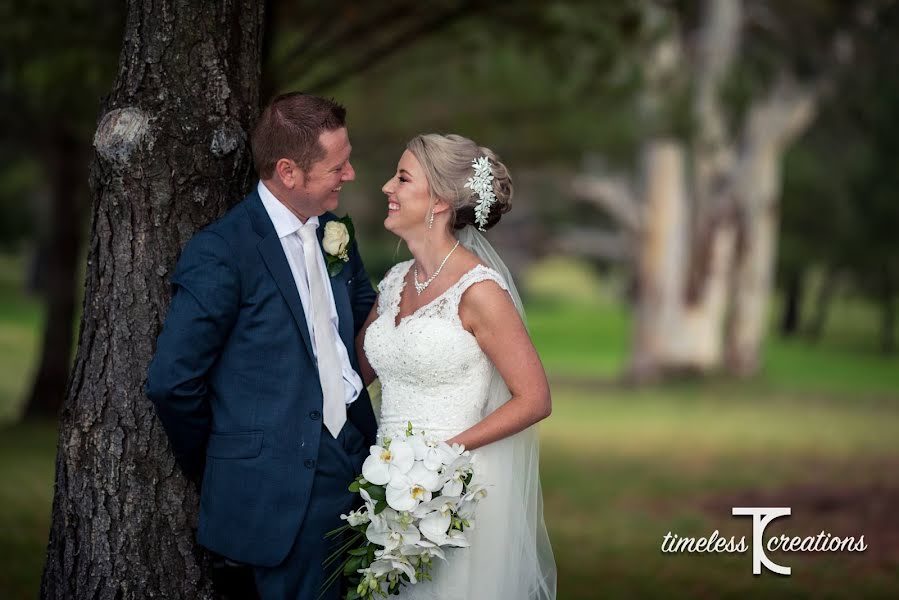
xmin=406 ymin=134 xmax=513 ymax=231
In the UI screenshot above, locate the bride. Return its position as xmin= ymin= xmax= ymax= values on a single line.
xmin=356 ymin=133 xmax=557 ymax=599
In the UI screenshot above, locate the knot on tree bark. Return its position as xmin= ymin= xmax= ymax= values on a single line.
xmin=94 ymin=107 xmax=152 ymax=167
xmin=210 ymin=120 xmax=245 ymax=157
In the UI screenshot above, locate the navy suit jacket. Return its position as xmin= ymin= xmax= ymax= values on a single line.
xmin=145 ymin=188 xmax=377 ymax=566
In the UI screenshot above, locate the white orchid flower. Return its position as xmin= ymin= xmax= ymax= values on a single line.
xmin=409 ymin=433 xmax=458 ymax=470
xmin=440 ymin=454 xmax=474 ymax=497
xmin=444 ymin=528 xmax=471 ymax=547
xmin=358 ymin=487 xmax=379 ymax=515
xmin=361 ymin=440 xmax=414 ymax=485
xmin=455 ymin=484 xmax=488 ymax=521
xmin=400 ymin=543 xmax=447 ymax=563
xmin=340 ymin=508 xmax=370 ymax=527
xmin=463 ymin=484 xmax=488 ymax=503
xmin=369 ymin=555 xmax=417 ymax=584
xmin=407 ymin=460 xmax=443 ymax=492
xmin=418 ymin=510 xmax=453 ymax=544
xmin=386 ymin=472 xmax=433 ymax=512
xmin=448 ymin=452 xmax=473 ymax=472
xmin=366 ymin=517 xmax=422 ymax=553
xmin=412 ymin=495 xmax=459 ymax=519
xmin=442 ymin=475 xmax=464 ymax=497
xmin=414 ymin=494 xmax=463 ymax=544
xmin=457 ymin=499 xmax=477 ymax=520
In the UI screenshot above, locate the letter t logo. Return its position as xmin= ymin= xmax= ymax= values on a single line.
xmin=732 ymin=507 xmax=792 ymax=575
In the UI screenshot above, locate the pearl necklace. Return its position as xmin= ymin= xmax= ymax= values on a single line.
xmin=413 ymin=241 xmax=460 ymax=295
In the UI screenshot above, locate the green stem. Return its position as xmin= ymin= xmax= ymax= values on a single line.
xmin=323 ymin=532 xmax=365 ymax=568
xmin=317 ymin=556 xmax=352 ymax=600
xmin=325 ymin=522 xmax=352 ymax=539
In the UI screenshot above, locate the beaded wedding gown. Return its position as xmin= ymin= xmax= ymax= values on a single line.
xmin=365 ymin=260 xmax=505 ymax=445
xmin=363 ymin=257 xmax=556 ymax=600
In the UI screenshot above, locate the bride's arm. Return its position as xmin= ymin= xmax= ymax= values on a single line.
xmin=447 ymin=281 xmax=552 ymax=451
xmin=355 ymin=301 xmax=380 ymax=387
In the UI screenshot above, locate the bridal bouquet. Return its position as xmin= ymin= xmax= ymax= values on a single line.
xmin=321 ymin=423 xmax=487 ymax=599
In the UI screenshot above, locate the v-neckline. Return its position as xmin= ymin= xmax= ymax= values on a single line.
xmin=392 ymin=261 xmax=486 ymax=328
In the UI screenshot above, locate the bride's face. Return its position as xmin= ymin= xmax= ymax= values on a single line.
xmin=382 ymin=150 xmax=433 ymax=236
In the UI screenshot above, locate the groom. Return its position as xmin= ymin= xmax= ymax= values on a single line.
xmin=146 ymin=92 xmax=378 ymax=599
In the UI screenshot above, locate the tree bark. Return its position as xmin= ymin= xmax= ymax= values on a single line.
xmin=24 ymin=128 xmax=88 ymax=420
xmin=40 ymin=1 xmax=264 ymax=598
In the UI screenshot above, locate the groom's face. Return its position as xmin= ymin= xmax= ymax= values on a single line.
xmin=290 ymin=127 xmax=355 ymax=219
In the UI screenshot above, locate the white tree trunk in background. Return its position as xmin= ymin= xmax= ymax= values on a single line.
xmin=572 ymin=0 xmax=819 ymax=381
xmin=726 ymin=78 xmax=817 ymax=375
xmin=630 ymin=141 xmax=687 ymax=380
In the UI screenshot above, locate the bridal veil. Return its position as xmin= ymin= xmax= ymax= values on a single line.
xmin=456 ymin=225 xmax=557 ymax=600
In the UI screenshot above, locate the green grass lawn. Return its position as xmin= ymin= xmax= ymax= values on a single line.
xmin=1 ymin=255 xmax=897 ymax=598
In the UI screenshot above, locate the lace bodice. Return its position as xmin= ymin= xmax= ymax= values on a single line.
xmin=363 ymin=260 xmax=510 ymax=442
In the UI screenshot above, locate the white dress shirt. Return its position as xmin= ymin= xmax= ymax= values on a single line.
xmin=257 ymin=180 xmax=363 ymax=406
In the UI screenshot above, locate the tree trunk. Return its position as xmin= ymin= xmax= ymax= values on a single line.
xmin=880 ymin=263 xmax=896 ymax=354
xmin=725 ymin=77 xmax=817 ymax=376
xmin=628 ymin=140 xmax=688 ymax=381
xmin=675 ymin=212 xmax=737 ymax=371
xmin=808 ymin=266 xmax=838 ymax=341
xmin=779 ymin=269 xmax=803 ymax=336
xmin=40 ymin=1 xmax=264 ymax=598
xmin=24 ymin=128 xmax=88 ymax=420
xmin=571 ymin=0 xmax=839 ymax=381
xmin=725 ymin=159 xmax=780 ymax=376
xmin=626 ymin=0 xmax=741 ymax=380
xmin=626 ymin=1 xmax=816 ymax=379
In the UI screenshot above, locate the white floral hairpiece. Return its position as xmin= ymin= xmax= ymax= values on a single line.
xmin=464 ymin=156 xmax=496 ymax=232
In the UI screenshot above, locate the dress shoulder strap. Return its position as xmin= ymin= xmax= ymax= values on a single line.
xmin=445 ymin=264 xmax=510 ymax=310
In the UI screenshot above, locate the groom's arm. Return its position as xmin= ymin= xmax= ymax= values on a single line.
xmin=145 ymin=230 xmax=240 ymax=479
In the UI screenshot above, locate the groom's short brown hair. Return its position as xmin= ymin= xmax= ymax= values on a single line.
xmin=251 ymin=92 xmax=347 ymax=179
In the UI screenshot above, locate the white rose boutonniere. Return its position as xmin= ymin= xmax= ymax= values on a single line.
xmin=322 ymin=215 xmax=355 ymax=277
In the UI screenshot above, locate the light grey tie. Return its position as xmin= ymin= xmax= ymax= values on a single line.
xmin=296 ymin=223 xmax=346 ymax=438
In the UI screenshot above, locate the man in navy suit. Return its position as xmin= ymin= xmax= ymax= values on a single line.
xmin=146 ymin=93 xmax=377 ymax=599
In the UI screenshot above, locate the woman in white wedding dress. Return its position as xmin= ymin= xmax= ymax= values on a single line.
xmin=357 ymin=134 xmax=557 ymax=599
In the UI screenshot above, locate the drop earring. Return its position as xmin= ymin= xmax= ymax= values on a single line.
xmin=428 ymin=210 xmax=435 ymax=229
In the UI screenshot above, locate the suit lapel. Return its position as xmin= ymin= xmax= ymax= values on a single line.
xmin=248 ymin=192 xmax=315 ymax=361
xmin=248 ymin=195 xmax=354 ymax=362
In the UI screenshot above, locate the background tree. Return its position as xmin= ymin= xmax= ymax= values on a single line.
xmin=779 ymin=2 xmax=899 ymax=353
xmin=569 ymin=0 xmax=884 ymax=380
xmin=0 ymin=1 xmax=124 ymax=419
xmin=40 ymin=1 xmax=264 ymax=597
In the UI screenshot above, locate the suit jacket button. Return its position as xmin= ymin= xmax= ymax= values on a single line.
xmin=310 ymin=411 xmax=321 ymax=420
xmin=304 ymin=459 xmax=315 ymax=469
